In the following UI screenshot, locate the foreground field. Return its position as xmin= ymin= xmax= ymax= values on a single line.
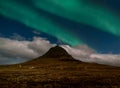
xmin=0 ymin=58 xmax=120 ymax=88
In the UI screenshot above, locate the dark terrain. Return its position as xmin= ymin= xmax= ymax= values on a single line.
xmin=0 ymin=46 xmax=120 ymax=88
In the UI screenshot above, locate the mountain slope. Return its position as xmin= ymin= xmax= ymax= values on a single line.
xmin=0 ymin=46 xmax=120 ymax=88
xmin=42 ymin=46 xmax=72 ymax=58
xmin=24 ymin=46 xmax=78 ymax=65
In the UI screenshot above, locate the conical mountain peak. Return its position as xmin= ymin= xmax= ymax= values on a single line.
xmin=41 ymin=46 xmax=75 ymax=61
xmin=24 ymin=46 xmax=78 ymax=65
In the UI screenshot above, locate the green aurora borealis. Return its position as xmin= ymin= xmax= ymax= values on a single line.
xmin=0 ymin=0 xmax=120 ymax=52
xmin=0 ymin=0 xmax=82 ymax=46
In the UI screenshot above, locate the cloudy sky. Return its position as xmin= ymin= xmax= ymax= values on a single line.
xmin=0 ymin=0 xmax=120 ymax=66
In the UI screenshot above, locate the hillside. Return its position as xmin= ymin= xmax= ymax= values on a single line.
xmin=0 ymin=46 xmax=120 ymax=88
xmin=24 ymin=46 xmax=78 ymax=65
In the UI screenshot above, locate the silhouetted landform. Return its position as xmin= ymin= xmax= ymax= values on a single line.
xmin=41 ymin=46 xmax=77 ymax=61
xmin=0 ymin=46 xmax=120 ymax=88
xmin=42 ymin=46 xmax=72 ymax=58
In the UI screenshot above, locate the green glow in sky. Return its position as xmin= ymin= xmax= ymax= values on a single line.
xmin=0 ymin=0 xmax=120 ymax=46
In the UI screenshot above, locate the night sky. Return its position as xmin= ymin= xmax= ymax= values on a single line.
xmin=0 ymin=0 xmax=120 ymax=65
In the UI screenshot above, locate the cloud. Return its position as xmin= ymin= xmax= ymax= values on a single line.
xmin=89 ymin=54 xmax=120 ymax=66
xmin=0 ymin=36 xmax=55 ymax=65
xmin=28 ymin=37 xmax=56 ymax=55
xmin=61 ymin=45 xmax=95 ymax=61
xmin=0 ymin=36 xmax=95 ymax=65
xmin=0 ymin=35 xmax=120 ymax=66
xmin=10 ymin=33 xmax=26 ymax=40
xmin=0 ymin=55 xmax=27 ymax=65
xmin=61 ymin=45 xmax=120 ymax=66
xmin=33 ymin=30 xmax=41 ymax=35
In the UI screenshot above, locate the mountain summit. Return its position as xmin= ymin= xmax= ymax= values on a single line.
xmin=24 ymin=46 xmax=77 ymax=65
xmin=41 ymin=46 xmax=76 ymax=61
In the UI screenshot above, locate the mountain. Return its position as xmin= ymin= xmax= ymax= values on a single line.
xmin=41 ymin=46 xmax=76 ymax=61
xmin=23 ymin=45 xmax=78 ymax=65
xmin=0 ymin=46 xmax=120 ymax=88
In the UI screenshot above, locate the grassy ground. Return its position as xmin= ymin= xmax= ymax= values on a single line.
xmin=0 ymin=58 xmax=120 ymax=88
